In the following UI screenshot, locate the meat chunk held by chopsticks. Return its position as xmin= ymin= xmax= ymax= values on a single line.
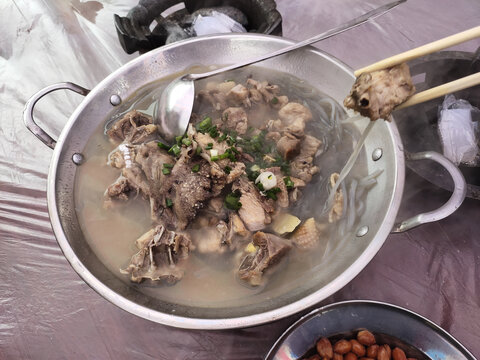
xmin=344 ymin=63 xmax=415 ymax=121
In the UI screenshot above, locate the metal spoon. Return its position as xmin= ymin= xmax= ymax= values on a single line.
xmin=155 ymin=0 xmax=405 ymax=144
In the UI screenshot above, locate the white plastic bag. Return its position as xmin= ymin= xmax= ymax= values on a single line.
xmin=192 ymin=11 xmax=247 ymax=36
xmin=438 ymin=95 xmax=479 ymax=166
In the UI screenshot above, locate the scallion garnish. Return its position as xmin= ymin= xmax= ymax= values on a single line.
xmin=191 ymin=164 xmax=200 ymax=173
xmin=157 ymin=142 xmax=169 ymax=150
xmin=196 ymin=117 xmax=212 ymax=132
xmin=166 ymin=198 xmax=173 ymax=208
xmin=224 ymin=190 xmax=242 ymax=210
xmin=168 ymin=144 xmax=181 ymax=157
xmin=283 ymin=176 xmax=294 ymax=190
xmin=163 ymin=163 xmax=174 ymax=169
xmin=271 ymin=96 xmax=279 ymax=104
xmin=175 ymin=135 xmax=184 ymax=145
xmin=162 ymin=168 xmax=171 ymax=175
xmin=266 ymin=187 xmax=281 ymax=200
xmin=224 ymin=166 xmax=232 ymax=174
xmin=196 ymin=146 xmax=202 ymax=155
xmin=205 ymin=143 xmax=213 ymax=150
xmin=182 ymin=138 xmax=192 ymax=146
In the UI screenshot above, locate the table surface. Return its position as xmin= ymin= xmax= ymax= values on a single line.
xmin=1 ymin=0 xmax=479 ymax=359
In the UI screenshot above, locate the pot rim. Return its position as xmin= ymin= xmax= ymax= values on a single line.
xmin=46 ymin=33 xmax=405 ymax=329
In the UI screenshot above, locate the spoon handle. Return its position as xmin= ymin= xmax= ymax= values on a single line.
xmin=185 ymin=0 xmax=405 ymax=82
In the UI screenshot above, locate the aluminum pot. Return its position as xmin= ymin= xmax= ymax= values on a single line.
xmin=24 ymin=33 xmax=466 ymax=329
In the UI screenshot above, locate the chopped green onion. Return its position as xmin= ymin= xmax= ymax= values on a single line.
xmin=196 ymin=146 xmax=202 ymax=155
xmin=168 ymin=144 xmax=181 ymax=157
xmin=224 ymin=112 xmax=229 ymax=121
xmin=270 ymin=96 xmax=279 ymax=104
xmin=162 ymin=168 xmax=171 ymax=175
xmin=256 ymin=182 xmax=265 ymax=191
xmin=208 ymin=125 xmax=219 ymax=138
xmin=266 ymin=187 xmax=281 ymax=200
xmin=205 ymin=143 xmax=213 ymax=150
xmin=163 ymin=163 xmax=174 ymax=169
xmin=175 ymin=135 xmax=184 ymax=145
xmin=157 ymin=142 xmax=169 ymax=150
xmin=218 ymin=133 xmax=227 ymax=142
xmin=225 ymin=79 xmax=234 ymax=82
xmin=182 ymin=138 xmax=192 ymax=146
xmin=191 ymin=164 xmax=200 ymax=173
xmin=211 ymin=155 xmax=219 ymax=161
xmin=166 ymin=198 xmax=173 ymax=208
xmin=283 ymin=176 xmax=294 ymax=190
xmin=224 ymin=166 xmax=232 ymax=174
xmin=224 ymin=191 xmax=242 ymax=210
xmin=196 ymin=117 xmax=212 ymax=132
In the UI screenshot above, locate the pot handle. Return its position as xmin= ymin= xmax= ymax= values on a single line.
xmin=23 ymin=82 xmax=90 ymax=149
xmin=391 ymin=151 xmax=467 ymax=233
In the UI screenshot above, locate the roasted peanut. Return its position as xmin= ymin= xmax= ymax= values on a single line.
xmin=333 ymin=353 xmax=343 ymax=360
xmin=357 ymin=330 xmax=376 ymax=346
xmin=350 ymin=339 xmax=366 ymax=357
xmin=366 ymin=345 xmax=379 ymax=358
xmin=334 ymin=339 xmax=352 ymax=354
xmin=359 ymin=358 xmax=375 ymax=360
xmin=383 ymin=345 xmax=392 ymax=359
xmin=344 ymin=352 xmax=358 ymax=360
xmin=316 ymin=337 xmax=334 ymax=359
xmin=392 ymin=348 xmax=407 ymax=360
xmin=377 ymin=346 xmax=389 ymax=360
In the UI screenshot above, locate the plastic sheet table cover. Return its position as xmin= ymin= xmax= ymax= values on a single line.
xmin=1 ymin=0 xmax=480 ymax=359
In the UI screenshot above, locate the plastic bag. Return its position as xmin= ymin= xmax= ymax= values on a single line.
xmin=192 ymin=10 xmax=247 ymax=36
xmin=437 ymin=94 xmax=480 ymax=166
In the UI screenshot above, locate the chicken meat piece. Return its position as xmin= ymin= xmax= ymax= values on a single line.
xmin=121 ymin=225 xmax=192 ymax=284
xmin=222 ymin=107 xmax=248 ymax=135
xmin=278 ymin=102 xmax=313 ymax=123
xmin=290 ymin=135 xmax=322 ymax=183
xmin=344 ymin=63 xmax=415 ymax=121
xmin=246 ymin=78 xmax=280 ymax=103
xmin=276 ymin=133 xmax=300 ymax=160
xmin=328 ymin=173 xmax=344 ymax=223
xmin=290 ymin=218 xmax=327 ymax=250
xmin=197 ymin=89 xmax=228 ymax=111
xmin=237 ymin=231 xmax=291 ymax=286
xmin=227 ymin=84 xmax=250 ymax=107
xmin=232 ymin=176 xmax=274 ymax=231
xmin=161 ymin=152 xmax=214 ymax=230
xmin=106 ymin=110 xmax=158 ymax=144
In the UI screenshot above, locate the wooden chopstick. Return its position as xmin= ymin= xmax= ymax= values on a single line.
xmin=396 ymin=72 xmax=480 ymax=110
xmin=354 ymin=26 xmax=480 ymax=77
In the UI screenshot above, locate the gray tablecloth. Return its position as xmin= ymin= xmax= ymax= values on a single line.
xmin=1 ymin=0 xmax=479 ymax=359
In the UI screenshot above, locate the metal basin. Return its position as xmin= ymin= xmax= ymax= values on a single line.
xmin=23 ymin=34 xmax=466 ymax=329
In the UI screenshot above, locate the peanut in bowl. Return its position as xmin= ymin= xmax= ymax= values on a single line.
xmin=265 ymin=300 xmax=476 ymax=360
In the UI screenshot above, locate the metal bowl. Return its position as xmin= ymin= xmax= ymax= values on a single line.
xmin=265 ymin=300 xmax=476 ymax=360
xmin=24 ymin=34 xmax=466 ymax=329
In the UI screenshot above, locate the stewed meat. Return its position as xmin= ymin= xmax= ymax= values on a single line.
xmin=344 ymin=63 xmax=415 ymax=121
xmin=107 ymin=110 xmax=158 ymax=144
xmin=237 ymin=231 xmax=291 ymax=286
xmin=121 ymin=225 xmax=192 ymax=283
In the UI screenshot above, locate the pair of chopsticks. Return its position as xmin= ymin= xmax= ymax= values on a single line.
xmin=354 ymin=26 xmax=480 ymax=110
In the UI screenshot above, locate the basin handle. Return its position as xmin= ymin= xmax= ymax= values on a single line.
xmin=392 ymin=151 xmax=467 ymax=233
xmin=23 ymin=82 xmax=90 ymax=149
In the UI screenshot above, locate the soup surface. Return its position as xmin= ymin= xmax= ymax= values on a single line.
xmin=74 ymin=67 xmax=370 ymax=308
